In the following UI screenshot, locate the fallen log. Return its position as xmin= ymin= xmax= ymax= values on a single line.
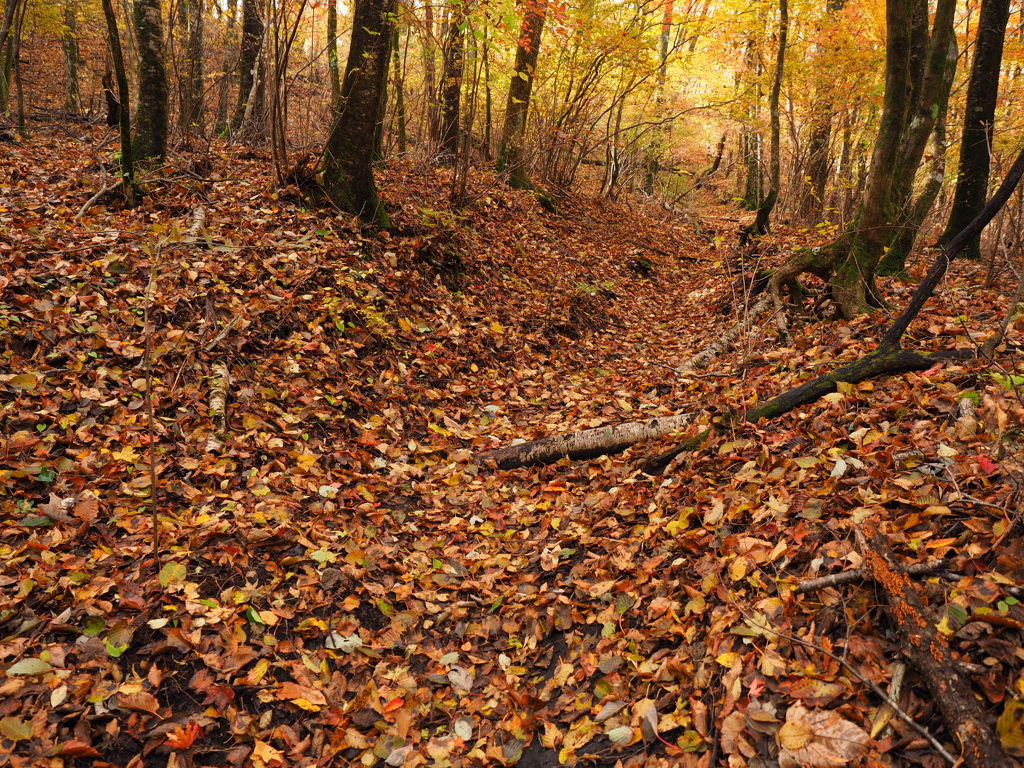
xmin=476 ymin=414 xmax=691 ymax=470
xmin=857 ymin=523 xmax=1008 ymax=767
xmin=474 ymin=146 xmax=1024 ymax=472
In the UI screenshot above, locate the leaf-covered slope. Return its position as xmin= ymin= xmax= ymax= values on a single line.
xmin=2 ymin=128 xmax=1024 ymax=767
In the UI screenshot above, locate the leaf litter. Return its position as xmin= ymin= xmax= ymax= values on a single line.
xmin=2 ymin=127 xmax=1024 ymax=767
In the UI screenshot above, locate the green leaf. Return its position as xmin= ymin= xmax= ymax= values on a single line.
xmin=6 ymin=658 xmax=53 ymax=676
xmin=0 ymin=717 xmax=32 ymax=741
xmin=245 ymin=607 xmax=266 ymax=625
xmin=104 ymin=640 xmax=129 ymax=658
xmin=159 ymin=561 xmax=187 ymax=588
xmin=615 ymin=592 xmax=635 ymax=615
xmin=83 ymin=616 xmax=105 ymax=636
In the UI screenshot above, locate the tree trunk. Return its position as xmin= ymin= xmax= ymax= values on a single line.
xmin=318 ymin=0 xmax=396 ymax=227
xmin=421 ymin=2 xmax=439 ymax=144
xmin=695 ymin=134 xmax=727 ymax=189
xmin=327 ymin=0 xmax=341 ymax=113
xmin=438 ymin=0 xmax=467 ymax=162
xmin=936 ymin=0 xmax=1012 ymax=260
xmin=392 ymin=26 xmax=407 ymax=155
xmin=772 ymin=0 xmax=955 ymax=318
xmin=497 ymin=0 xmax=549 ymax=190
xmin=179 ymin=0 xmax=204 ymax=136
xmin=0 ymin=0 xmax=21 ymax=115
xmin=61 ymin=1 xmax=82 ymax=114
xmin=481 ymin=22 xmax=491 ymax=158
xmin=877 ymin=38 xmax=957 ymax=275
xmin=101 ymin=0 xmax=136 ymax=207
xmin=133 ymin=0 xmax=169 ymax=161
xmin=232 ymin=0 xmax=264 ymax=137
xmin=740 ymin=0 xmax=787 ymax=245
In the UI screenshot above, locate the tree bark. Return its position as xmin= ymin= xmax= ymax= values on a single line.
xmin=497 ymin=0 xmax=549 ymax=190
xmin=318 ymin=0 xmax=396 ymax=227
xmin=327 ymin=0 xmax=341 ymax=113
xmin=877 ymin=38 xmax=957 ymax=276
xmin=179 ymin=0 xmax=205 ymax=136
xmin=936 ymin=0 xmax=1012 ymax=260
xmin=769 ymin=0 xmax=955 ymax=318
xmin=477 ymin=414 xmax=692 ymax=471
xmin=0 ymin=0 xmax=21 ymax=115
xmin=392 ymin=26 xmax=407 ymax=155
xmin=421 ymin=1 xmax=439 ymax=144
xmin=61 ymin=0 xmax=82 ymax=114
xmin=133 ymin=0 xmax=169 ymax=161
xmin=231 ymin=0 xmax=265 ymax=137
xmin=438 ymin=0 xmax=467 ymax=162
xmin=101 ymin=0 xmax=136 ymax=207
xmin=857 ymin=524 xmax=1009 ymax=768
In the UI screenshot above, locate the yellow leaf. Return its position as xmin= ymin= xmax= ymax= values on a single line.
xmin=8 ymin=373 xmax=38 ymax=391
xmin=112 ymin=445 xmax=140 ymax=463
xmin=715 ymin=652 xmax=740 ymax=668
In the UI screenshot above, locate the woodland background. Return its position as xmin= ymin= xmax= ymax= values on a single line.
xmin=3 ymin=0 xmax=1024 ymax=766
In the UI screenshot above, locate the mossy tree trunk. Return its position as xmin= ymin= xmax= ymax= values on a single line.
xmin=392 ymin=26 xmax=407 ymax=155
xmin=771 ymin=0 xmax=955 ymax=318
xmin=497 ymin=0 xmax=548 ymax=190
xmin=319 ymin=0 xmax=396 ymax=228
xmin=877 ymin=38 xmax=957 ymax=276
xmin=133 ymin=0 xmax=169 ymax=162
xmin=936 ymin=0 xmax=1012 ymax=260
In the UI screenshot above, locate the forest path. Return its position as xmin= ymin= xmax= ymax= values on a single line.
xmin=4 ymin=128 xmax=1019 ymax=768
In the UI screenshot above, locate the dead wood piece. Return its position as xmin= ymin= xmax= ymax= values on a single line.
xmin=857 ymin=523 xmax=1007 ymax=768
xmin=75 ymin=178 xmax=122 ymax=221
xmin=682 ymin=293 xmax=773 ymax=371
xmin=208 ymin=360 xmax=231 ymax=434
xmin=185 ymin=205 xmax=206 ymax=240
xmin=476 ymin=414 xmax=692 ymax=470
xmin=793 ymin=558 xmax=947 ymax=594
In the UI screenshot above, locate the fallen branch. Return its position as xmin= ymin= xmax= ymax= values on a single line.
xmin=208 ymin=360 xmax=231 ymax=434
xmin=75 ymin=178 xmax=122 ymax=221
xmin=792 ymin=558 xmax=947 ymax=594
xmin=857 ymin=523 xmax=1007 ymax=767
xmin=738 ymin=606 xmax=957 ymax=764
xmin=476 ymin=414 xmax=692 ymax=470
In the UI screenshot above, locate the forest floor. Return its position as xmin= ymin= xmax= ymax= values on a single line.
xmin=2 ymin=122 xmax=1024 ymax=768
